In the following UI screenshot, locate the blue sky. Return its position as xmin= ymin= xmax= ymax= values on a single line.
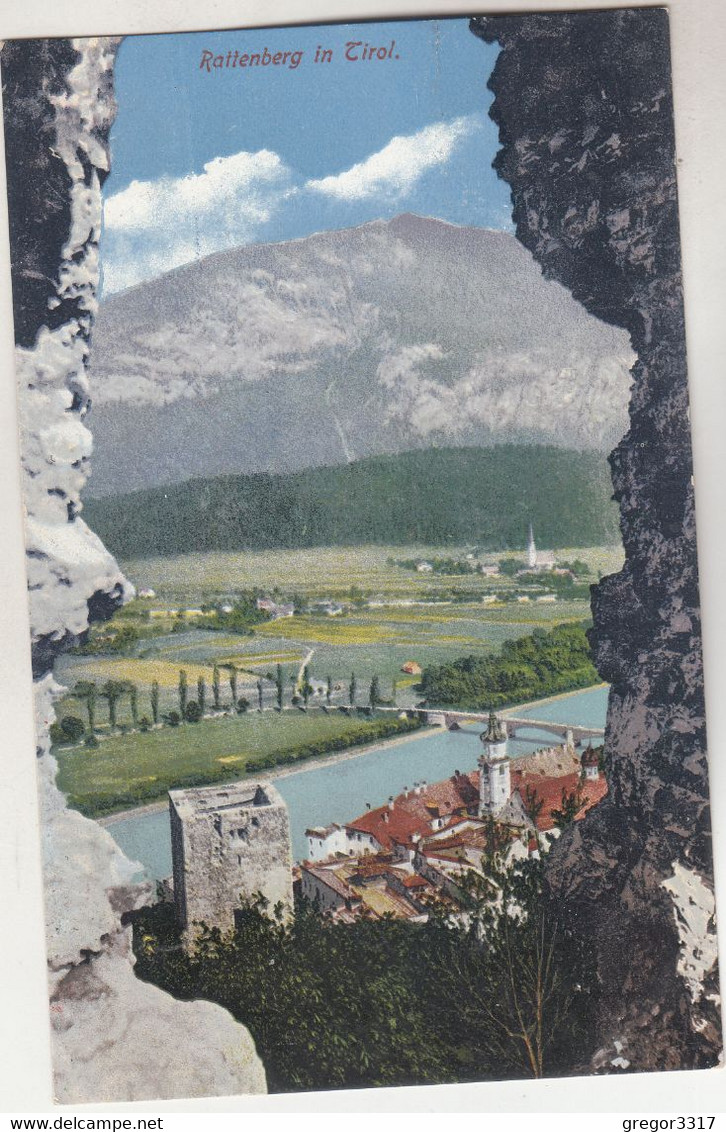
xmin=102 ymin=18 xmax=511 ymax=294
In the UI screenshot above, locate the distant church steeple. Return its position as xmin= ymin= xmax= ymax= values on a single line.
xmin=526 ymin=523 xmax=537 ymax=569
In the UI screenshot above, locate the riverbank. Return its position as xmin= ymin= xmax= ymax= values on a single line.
xmin=98 ymin=681 xmax=609 ymax=828
xmin=103 ymin=683 xmax=611 ymax=870
xmin=59 ymin=708 xmax=423 ymax=822
xmin=503 ymin=682 xmax=609 ymax=717
xmin=99 ymin=724 xmax=442 ymax=828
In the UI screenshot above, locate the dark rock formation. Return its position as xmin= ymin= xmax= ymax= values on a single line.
xmin=471 ymin=9 xmax=720 ymax=1071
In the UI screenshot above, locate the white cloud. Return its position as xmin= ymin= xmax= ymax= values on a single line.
xmin=305 ymin=117 xmax=478 ymax=202
xmin=102 ymin=150 xmax=292 ymax=293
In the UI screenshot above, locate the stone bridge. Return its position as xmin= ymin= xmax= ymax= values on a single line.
xmin=499 ymin=715 xmax=604 ymax=745
xmin=410 ymin=707 xmax=604 ymax=746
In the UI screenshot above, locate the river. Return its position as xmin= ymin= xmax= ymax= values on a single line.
xmin=105 ymin=684 xmax=609 ymax=878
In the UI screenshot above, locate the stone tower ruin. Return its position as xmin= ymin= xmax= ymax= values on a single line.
xmin=169 ymin=781 xmax=294 ymax=942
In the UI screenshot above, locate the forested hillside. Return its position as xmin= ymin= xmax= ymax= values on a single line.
xmin=83 ymin=445 xmax=618 ymax=557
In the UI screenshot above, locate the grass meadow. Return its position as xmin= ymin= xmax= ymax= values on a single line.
xmin=55 ymin=708 xmax=397 ymax=816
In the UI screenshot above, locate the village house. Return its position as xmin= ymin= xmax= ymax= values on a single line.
xmin=311 ymin=600 xmax=344 ymax=616
xmin=303 ymin=715 xmax=606 ymax=913
xmin=256 ymin=597 xmax=295 ymax=619
xmin=300 ymin=856 xmax=443 ymax=922
xmin=302 ymin=714 xmax=607 ymax=919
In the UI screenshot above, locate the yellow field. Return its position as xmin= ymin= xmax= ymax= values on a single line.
xmin=254 ymin=617 xmax=399 ymax=646
xmin=217 ymin=651 xmax=303 ymax=668
xmin=62 ymin=656 xmax=244 ymax=689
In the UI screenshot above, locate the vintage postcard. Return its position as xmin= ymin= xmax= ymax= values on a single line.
xmin=1 ymin=7 xmax=721 ymax=1105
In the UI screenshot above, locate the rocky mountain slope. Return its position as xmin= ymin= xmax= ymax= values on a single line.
xmin=2 ymin=36 xmax=267 ymax=1102
xmin=86 ymin=213 xmax=633 ymax=495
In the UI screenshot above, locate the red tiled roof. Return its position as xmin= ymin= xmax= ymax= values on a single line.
xmin=351 ymin=861 xmax=391 ymax=880
xmin=346 ymin=771 xmax=479 ymax=851
xmin=346 ymin=763 xmax=607 ymax=850
xmin=511 ymin=768 xmax=608 ymax=832
xmin=402 ymin=875 xmax=429 ymax=888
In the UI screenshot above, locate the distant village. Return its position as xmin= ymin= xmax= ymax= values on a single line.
xmin=136 ymin=526 xmax=590 ymax=628
xmin=166 ymin=706 xmax=607 ymax=942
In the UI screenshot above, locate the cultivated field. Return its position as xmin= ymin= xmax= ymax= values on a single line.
xmin=55 ymin=709 xmax=401 ymax=816
xmin=120 ymin=544 xmax=624 ymax=604
xmin=51 ymin=543 xmax=619 ymax=812
xmin=55 ymin=544 xmax=623 ymax=727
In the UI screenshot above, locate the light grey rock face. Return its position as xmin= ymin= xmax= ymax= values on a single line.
xmin=472 ymin=9 xmax=721 ymax=1071
xmin=51 ymin=931 xmax=266 ymax=1104
xmin=85 ymin=214 xmax=633 ymax=495
xmin=2 ymin=37 xmax=266 ymax=1102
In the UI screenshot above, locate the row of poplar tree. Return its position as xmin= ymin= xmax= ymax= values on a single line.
xmin=61 ymin=664 xmax=387 ymax=739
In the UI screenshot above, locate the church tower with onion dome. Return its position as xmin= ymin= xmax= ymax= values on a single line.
xmin=478 ymin=711 xmax=511 ymax=816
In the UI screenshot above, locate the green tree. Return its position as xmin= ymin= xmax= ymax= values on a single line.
xmin=101 ymin=680 xmax=126 ymax=731
xmin=275 ymin=664 xmax=284 ymax=711
xmin=150 ymin=680 xmax=160 ymax=726
xmin=368 ymin=675 xmax=382 ymax=709
xmin=326 ymin=674 xmax=332 ymax=707
xmin=349 ymin=672 xmax=357 ymax=707
xmin=212 ymin=663 xmax=221 ymax=710
xmin=178 ymin=670 xmax=188 ymax=719
xmin=420 ymin=623 xmax=597 ymax=710
xmin=51 ymin=715 xmax=85 ymax=744
xmin=257 ymin=679 xmax=264 ymax=712
xmin=229 ymin=666 xmax=238 ymax=710
xmin=197 ymin=675 xmax=206 ymax=716
xmin=131 ymin=855 xmax=594 ymax=1093
xmin=74 ymin=680 xmax=97 ymax=733
xmin=550 ymin=784 xmax=586 ymax=829
xmin=185 ymin=700 xmax=202 ymax=723
xmin=302 ymin=665 xmax=312 ymax=709
xmin=128 ymin=683 xmax=139 ymax=727
xmin=432 ymin=859 xmax=591 ymax=1079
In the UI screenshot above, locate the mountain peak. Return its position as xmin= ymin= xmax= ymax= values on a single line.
xmin=86 ymin=217 xmax=634 ymax=497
